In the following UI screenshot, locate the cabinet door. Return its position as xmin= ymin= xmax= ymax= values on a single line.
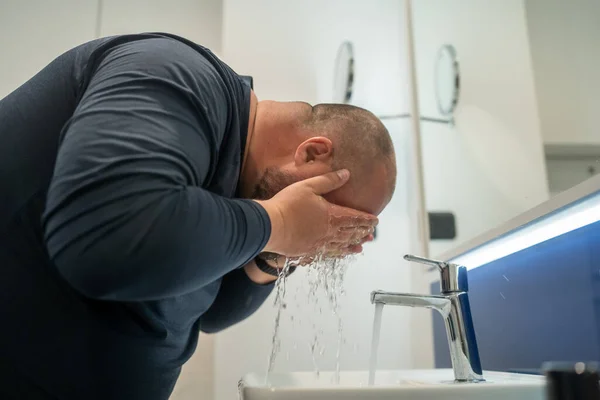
xmin=99 ymin=0 xmax=222 ymax=53
xmin=0 ymin=0 xmax=98 ymax=98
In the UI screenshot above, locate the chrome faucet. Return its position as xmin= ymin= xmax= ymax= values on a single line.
xmin=370 ymin=254 xmax=484 ymax=382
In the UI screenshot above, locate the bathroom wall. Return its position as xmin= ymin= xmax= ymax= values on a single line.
xmin=220 ymin=1 xmax=408 ymax=116
xmin=98 ymin=0 xmax=222 ymax=52
xmin=409 ymin=0 xmax=550 ymax=369
xmin=0 ymin=0 xmax=223 ymax=99
xmin=412 ymin=0 xmax=549 ymax=258
xmin=215 ymin=2 xmax=416 ymax=400
xmin=525 ymin=0 xmax=600 ymax=146
xmin=0 ymin=0 xmax=98 ymax=98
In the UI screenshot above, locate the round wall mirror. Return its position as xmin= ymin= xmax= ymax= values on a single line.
xmin=434 ymin=44 xmax=460 ymax=117
xmin=333 ymin=41 xmax=354 ymax=104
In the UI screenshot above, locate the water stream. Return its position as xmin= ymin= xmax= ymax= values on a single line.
xmin=266 ymin=254 xmax=352 ymax=384
xmin=307 ymin=256 xmax=350 ymax=384
xmin=368 ymin=302 xmax=384 ymax=386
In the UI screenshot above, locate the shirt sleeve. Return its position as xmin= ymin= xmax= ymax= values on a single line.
xmin=42 ymin=38 xmax=271 ymax=301
xmin=198 ymin=266 xmax=274 ymax=333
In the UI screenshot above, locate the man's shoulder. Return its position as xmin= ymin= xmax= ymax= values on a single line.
xmin=97 ymin=34 xmax=219 ymax=75
xmin=92 ymin=33 xmax=246 ymax=104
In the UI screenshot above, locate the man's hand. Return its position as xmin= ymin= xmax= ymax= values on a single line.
xmin=255 ymin=170 xmax=378 ymax=258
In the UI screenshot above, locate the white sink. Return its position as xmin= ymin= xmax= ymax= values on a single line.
xmin=239 ymin=369 xmax=545 ymax=400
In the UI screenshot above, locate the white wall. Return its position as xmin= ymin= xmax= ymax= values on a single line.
xmin=215 ymin=2 xmax=416 ymax=400
xmin=0 ymin=0 xmax=223 ymax=101
xmin=221 ymin=0 xmax=407 ymax=116
xmin=413 ymin=0 xmax=549 ymax=258
xmin=99 ymin=0 xmax=222 ymax=53
xmin=525 ymin=0 xmax=600 ymax=146
xmin=0 ymin=0 xmax=98 ymax=98
xmin=409 ymin=0 xmax=550 ymax=368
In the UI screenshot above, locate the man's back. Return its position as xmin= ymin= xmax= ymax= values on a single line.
xmin=0 ymin=33 xmax=272 ymax=399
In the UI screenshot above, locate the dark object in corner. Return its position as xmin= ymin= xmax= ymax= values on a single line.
xmin=543 ymin=361 xmax=600 ymax=400
xmin=240 ymin=75 xmax=254 ymax=89
xmin=428 ymin=212 xmax=456 ymax=240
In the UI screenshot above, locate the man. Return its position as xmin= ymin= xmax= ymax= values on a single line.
xmin=0 ymin=33 xmax=396 ymax=399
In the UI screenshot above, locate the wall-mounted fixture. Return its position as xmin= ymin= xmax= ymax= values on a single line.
xmin=379 ymin=44 xmax=460 ymax=126
xmin=429 ymin=211 xmax=457 ymax=240
xmin=434 ymin=44 xmax=460 ymax=124
xmin=333 ymin=41 xmax=355 ymax=104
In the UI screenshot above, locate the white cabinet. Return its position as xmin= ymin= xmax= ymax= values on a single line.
xmin=0 ymin=0 xmax=98 ymax=98
xmin=98 ymin=0 xmax=222 ymax=52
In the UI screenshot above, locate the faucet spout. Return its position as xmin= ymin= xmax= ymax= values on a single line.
xmin=371 ymin=289 xmax=484 ymax=383
xmin=370 ymin=291 xmax=451 ymax=314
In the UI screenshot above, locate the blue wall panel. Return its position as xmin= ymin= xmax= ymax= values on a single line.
xmin=432 ymin=220 xmax=600 ymax=373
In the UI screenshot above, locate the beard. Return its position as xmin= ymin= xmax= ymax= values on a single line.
xmin=251 ymin=167 xmax=299 ymax=200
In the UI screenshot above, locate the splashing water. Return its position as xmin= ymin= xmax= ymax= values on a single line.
xmin=266 ymin=253 xmax=354 ymax=384
xmin=305 ymin=255 xmax=352 ymax=384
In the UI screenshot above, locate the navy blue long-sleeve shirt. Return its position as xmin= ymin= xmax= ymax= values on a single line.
xmin=0 ymin=33 xmax=273 ymax=400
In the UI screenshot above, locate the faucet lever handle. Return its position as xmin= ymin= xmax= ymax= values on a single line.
xmin=405 ymin=254 xmax=468 ymax=293
xmin=404 ymin=254 xmax=447 ymax=271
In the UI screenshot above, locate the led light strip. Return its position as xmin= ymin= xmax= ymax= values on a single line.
xmin=450 ymin=192 xmax=600 ymax=270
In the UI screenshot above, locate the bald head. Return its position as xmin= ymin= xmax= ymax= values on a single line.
xmin=243 ymin=98 xmax=396 ymax=216
xmin=306 ymin=104 xmax=394 ymax=163
xmin=303 ymin=104 xmax=396 ymax=206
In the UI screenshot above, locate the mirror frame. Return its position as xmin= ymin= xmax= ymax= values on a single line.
xmin=434 ymin=44 xmax=460 ymax=117
xmin=333 ymin=41 xmax=355 ymax=104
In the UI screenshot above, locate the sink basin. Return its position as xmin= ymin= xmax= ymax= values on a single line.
xmin=239 ymin=369 xmax=545 ymax=400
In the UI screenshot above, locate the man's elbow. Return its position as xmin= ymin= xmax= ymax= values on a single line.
xmin=198 ymin=311 xmax=255 ymax=334
xmin=199 ymin=325 xmax=226 ymax=335
xmin=52 ymin=252 xmax=122 ymax=300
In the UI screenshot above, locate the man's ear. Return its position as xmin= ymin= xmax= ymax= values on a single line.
xmin=294 ymin=137 xmax=333 ymax=166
